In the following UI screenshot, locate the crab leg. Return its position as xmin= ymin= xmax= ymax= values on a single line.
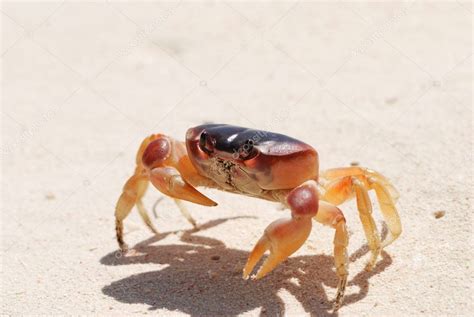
xmin=173 ymin=199 xmax=198 ymax=229
xmin=321 ymin=167 xmax=400 ymax=202
xmin=115 ymin=172 xmax=158 ymax=251
xmin=368 ymin=177 xmax=401 ymax=247
xmin=322 ymin=176 xmax=381 ymax=270
xmin=136 ymin=199 xmax=159 ymax=234
xmin=353 ymin=178 xmax=381 ymax=270
xmin=321 ymin=167 xmax=401 ymax=250
xmin=243 ymin=180 xmax=318 ymax=280
xmin=115 ymin=135 xmax=168 ymax=250
xmin=314 ymin=201 xmax=349 ymax=311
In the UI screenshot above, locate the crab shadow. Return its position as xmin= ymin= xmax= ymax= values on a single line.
xmin=101 ymin=217 xmax=392 ymax=316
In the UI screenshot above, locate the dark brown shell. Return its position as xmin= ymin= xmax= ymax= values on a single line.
xmin=186 ymin=124 xmax=319 ymax=191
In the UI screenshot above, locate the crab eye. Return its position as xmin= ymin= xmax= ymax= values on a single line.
xmin=199 ymin=131 xmax=215 ymax=154
xmin=239 ymin=139 xmax=258 ymax=160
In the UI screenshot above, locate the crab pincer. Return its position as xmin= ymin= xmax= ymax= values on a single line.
xmin=243 ymin=181 xmax=318 ymax=280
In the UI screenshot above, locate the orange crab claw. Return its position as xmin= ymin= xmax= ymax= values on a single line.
xmin=149 ymin=167 xmax=217 ymax=207
xmin=243 ymin=216 xmax=312 ymax=279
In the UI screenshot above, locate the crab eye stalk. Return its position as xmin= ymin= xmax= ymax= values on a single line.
xmin=239 ymin=139 xmax=258 ymax=160
xmin=199 ymin=131 xmax=215 ymax=155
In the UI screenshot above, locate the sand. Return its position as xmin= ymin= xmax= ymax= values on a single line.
xmin=1 ymin=1 xmax=472 ymax=316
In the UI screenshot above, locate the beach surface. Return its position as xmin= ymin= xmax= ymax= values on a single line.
xmin=1 ymin=1 xmax=472 ymax=315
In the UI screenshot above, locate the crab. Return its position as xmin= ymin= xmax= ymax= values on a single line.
xmin=115 ymin=124 xmax=402 ymax=310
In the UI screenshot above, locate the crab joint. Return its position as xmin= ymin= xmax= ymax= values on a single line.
xmin=286 ymin=180 xmax=319 ymax=218
xmin=142 ymin=138 xmax=171 ymax=169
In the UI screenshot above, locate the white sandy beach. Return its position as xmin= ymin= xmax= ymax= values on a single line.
xmin=1 ymin=1 xmax=473 ymax=315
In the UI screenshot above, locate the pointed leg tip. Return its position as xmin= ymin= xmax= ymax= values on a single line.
xmin=254 ymin=270 xmax=267 ymax=280
xmin=242 ymin=267 xmax=260 ymax=281
xmin=115 ymin=245 xmax=128 ymax=259
xmin=118 ymin=242 xmax=128 ymax=252
xmin=333 ymin=297 xmax=344 ymax=312
xmin=333 ymin=297 xmax=344 ymax=311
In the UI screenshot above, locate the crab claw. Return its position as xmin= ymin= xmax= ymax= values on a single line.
xmin=149 ymin=167 xmax=217 ymax=207
xmin=243 ymin=216 xmax=312 ymax=280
